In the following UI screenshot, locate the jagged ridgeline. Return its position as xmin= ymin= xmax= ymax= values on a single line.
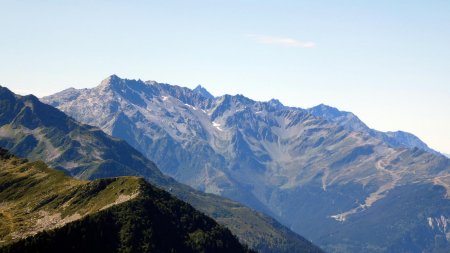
xmin=0 ymin=85 xmax=324 ymax=253
xmin=41 ymin=75 xmax=450 ymax=253
xmin=0 ymin=148 xmax=255 ymax=253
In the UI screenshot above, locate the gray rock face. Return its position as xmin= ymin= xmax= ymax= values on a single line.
xmin=43 ymin=75 xmax=450 ymax=252
xmin=306 ymin=104 xmax=439 ymax=154
xmin=0 ymin=85 xmax=323 ymax=253
xmin=193 ymin=85 xmax=215 ymax=99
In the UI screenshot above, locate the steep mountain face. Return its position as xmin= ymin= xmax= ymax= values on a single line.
xmin=306 ymin=104 xmax=439 ymax=154
xmin=0 ymin=85 xmax=323 ymax=253
xmin=43 ymin=75 xmax=450 ymax=252
xmin=0 ymin=148 xmax=255 ymax=253
xmin=0 ymin=85 xmax=166 ymax=181
xmin=193 ymin=85 xmax=215 ymax=100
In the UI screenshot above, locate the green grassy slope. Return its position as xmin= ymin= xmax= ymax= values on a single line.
xmin=0 ymin=148 xmax=140 ymax=246
xmin=0 ymin=148 xmax=254 ymax=253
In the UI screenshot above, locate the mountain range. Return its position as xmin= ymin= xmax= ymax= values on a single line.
xmin=305 ymin=104 xmax=439 ymax=155
xmin=42 ymin=75 xmax=450 ymax=252
xmin=0 ymin=85 xmax=323 ymax=253
xmin=0 ymin=148 xmax=254 ymax=253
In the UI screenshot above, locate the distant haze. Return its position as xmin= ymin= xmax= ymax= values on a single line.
xmin=0 ymin=1 xmax=449 ymax=154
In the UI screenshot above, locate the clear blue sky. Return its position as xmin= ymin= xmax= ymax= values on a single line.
xmin=1 ymin=0 xmax=449 ymax=154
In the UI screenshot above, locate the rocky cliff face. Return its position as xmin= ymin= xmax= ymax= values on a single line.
xmin=306 ymin=104 xmax=439 ymax=155
xmin=42 ymin=75 xmax=450 ymax=252
xmin=0 ymin=85 xmax=324 ymax=253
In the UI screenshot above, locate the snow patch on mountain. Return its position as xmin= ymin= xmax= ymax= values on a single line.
xmin=428 ymin=215 xmax=450 ymax=241
xmin=212 ymin=121 xmax=224 ymax=131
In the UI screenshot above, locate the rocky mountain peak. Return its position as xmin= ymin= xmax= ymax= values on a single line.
xmin=308 ymin=104 xmax=346 ymax=118
xmin=145 ymin=80 xmax=158 ymax=85
xmin=193 ymin=85 xmax=215 ymax=99
xmin=0 ymin=85 xmax=16 ymax=99
xmin=384 ymin=130 xmax=433 ymax=152
xmin=98 ymin=75 xmax=146 ymax=91
xmin=267 ymin=99 xmax=284 ymax=109
xmin=99 ymin=74 xmax=121 ymax=87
